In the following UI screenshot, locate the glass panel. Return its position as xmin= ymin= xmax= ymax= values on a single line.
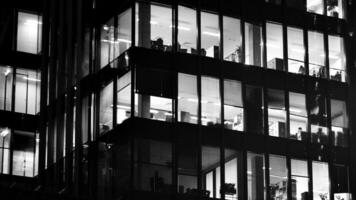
xmin=202 ymin=145 xmax=220 ymax=198
xmin=0 ymin=127 xmax=11 ymax=174
xmin=100 ymin=18 xmax=115 ymax=68
xmin=331 ymin=99 xmax=348 ymax=147
xmin=308 ymin=31 xmax=326 ymax=78
xmin=15 ymin=69 xmax=41 ymax=115
xmin=136 ymin=3 xmax=172 ymax=51
xmin=268 ymin=89 xmax=287 ymax=138
xmin=12 ymin=130 xmax=35 ymax=177
xmin=17 ymin=12 xmax=42 ymax=54
xmin=245 ymin=85 xmax=264 ymax=134
xmin=289 ymin=92 xmax=308 ymax=140
xmin=201 ymin=12 xmax=220 ymax=58
xmin=312 ymin=161 xmax=330 ymax=200
xmin=224 ymin=149 xmax=243 ymax=200
xmin=245 ymin=23 xmax=263 ymax=67
xmin=224 ymin=79 xmax=244 ymax=131
xmin=328 ymin=35 xmax=346 ymax=82
xmin=201 ymin=76 xmax=221 ymax=126
xmin=177 ymin=142 xmax=198 ymax=194
xmin=247 ymin=152 xmax=265 ymax=200
xmin=135 ymin=94 xmax=173 ymax=122
xmin=327 ymin=0 xmax=345 ymax=19
xmin=116 ymin=9 xmax=132 ymax=56
xmin=0 ymin=66 xmax=13 ymax=111
xmin=117 ymin=72 xmax=131 ymax=124
xmin=99 ymin=82 xmax=113 ymax=134
xmin=310 ymin=82 xmax=328 ymax=144
xmin=177 ymin=6 xmax=198 ymax=54
xmin=178 ymin=73 xmax=198 ymax=124
xmin=333 ymin=165 xmax=351 ymax=199
xmin=269 ymin=155 xmax=288 ymax=200
xmin=134 ymin=139 xmax=172 ymax=193
xmin=223 ymin=16 xmax=242 ymax=62
xmin=266 ymin=23 xmax=284 ymax=71
xmin=307 ymin=0 xmax=324 ymax=15
xmin=287 ymin=27 xmax=305 ymax=74
xmin=291 ymin=159 xmax=309 ymax=200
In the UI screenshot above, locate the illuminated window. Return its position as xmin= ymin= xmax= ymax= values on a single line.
xmin=17 ymin=12 xmax=42 ymax=54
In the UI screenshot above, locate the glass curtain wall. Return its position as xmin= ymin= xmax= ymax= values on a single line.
xmin=308 ymin=31 xmax=326 ymax=78
xmin=0 ymin=66 xmax=13 ymax=111
xmin=100 ymin=18 xmax=115 ymax=68
xmin=117 ymin=71 xmax=131 ymax=124
xmin=201 ymin=12 xmax=220 ymax=58
xmin=332 ymin=164 xmax=351 ymax=199
xmin=224 ymin=79 xmax=244 ymax=131
xmin=17 ymin=12 xmax=42 ymax=54
xmin=312 ymin=161 xmax=330 ymax=200
xmin=116 ymin=9 xmax=132 ymax=57
xmin=331 ymin=99 xmax=348 ymax=147
xmin=224 ymin=149 xmax=243 ymax=200
xmin=245 ymin=85 xmax=264 ymax=134
xmin=99 ymin=82 xmax=113 ymax=134
xmin=289 ymin=92 xmax=308 ymax=140
xmin=310 ymin=82 xmax=328 ymax=144
xmin=307 ymin=0 xmax=324 ymax=15
xmin=245 ymin=23 xmax=263 ymax=67
xmin=223 ymin=17 xmax=242 ymax=63
xmin=287 ymin=27 xmax=305 ymax=74
xmin=178 ymin=73 xmax=198 ymax=124
xmin=247 ymin=152 xmax=265 ymax=200
xmin=177 ymin=6 xmax=197 ymax=54
xmin=327 ymin=0 xmax=345 ymax=19
xmin=201 ymin=76 xmax=221 ymax=126
xmin=0 ymin=127 xmax=10 ymax=174
xmin=328 ymin=35 xmax=346 ymax=82
xmin=268 ymin=89 xmax=287 ymax=138
xmin=291 ymin=159 xmax=309 ymax=200
xmin=269 ymin=155 xmax=288 ymax=200
xmin=202 ymin=145 xmax=220 ymax=198
xmin=136 ymin=3 xmax=172 ymax=51
xmin=266 ymin=23 xmax=284 ymax=71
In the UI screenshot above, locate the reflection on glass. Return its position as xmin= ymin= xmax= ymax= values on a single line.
xmin=203 ymin=146 xmax=220 ymax=198
xmin=178 ymin=73 xmax=198 ymax=124
xmin=99 ymin=82 xmax=113 ymax=134
xmin=117 ymin=72 xmax=131 ymax=124
xmin=177 ymin=142 xmax=197 ymax=194
xmin=245 ymin=23 xmax=263 ymax=67
xmin=223 ymin=16 xmax=242 ymax=62
xmin=100 ymin=18 xmax=115 ymax=68
xmin=246 ymin=85 xmax=264 ymax=134
xmin=287 ymin=27 xmax=305 ymax=74
xmin=310 ymin=82 xmax=328 ymax=144
xmin=331 ymin=99 xmax=348 ymax=147
xmin=308 ymin=31 xmax=326 ymax=78
xmin=12 ymin=130 xmax=36 ymax=177
xmin=269 ymin=155 xmax=287 ymax=200
xmin=268 ymin=89 xmax=287 ymax=138
xmin=289 ymin=92 xmax=307 ymax=140
xmin=333 ymin=164 xmax=351 ymax=199
xmin=15 ymin=68 xmax=41 ymax=115
xmin=135 ymin=94 xmax=173 ymax=122
xmin=17 ymin=12 xmax=42 ymax=54
xmin=134 ymin=139 xmax=172 ymax=193
xmin=224 ymin=79 xmax=244 ymax=131
xmin=328 ymin=35 xmax=346 ymax=82
xmin=177 ymin=6 xmax=197 ymax=54
xmin=312 ymin=161 xmax=330 ymax=200
xmin=224 ymin=149 xmax=242 ymax=200
xmin=201 ymin=76 xmax=221 ymax=126
xmin=247 ymin=152 xmax=265 ymax=200
xmin=0 ymin=127 xmax=10 ymax=174
xmin=291 ymin=159 xmax=309 ymax=200
xmin=327 ymin=0 xmax=345 ymax=19
xmin=136 ymin=3 xmax=172 ymax=51
xmin=201 ymin=12 xmax=220 ymax=58
xmin=0 ymin=66 xmax=13 ymax=111
xmin=267 ymin=23 xmax=284 ymax=71
xmin=116 ymin=9 xmax=132 ymax=57
xmin=307 ymin=0 xmax=324 ymax=15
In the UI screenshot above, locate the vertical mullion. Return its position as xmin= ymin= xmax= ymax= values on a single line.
xmin=262 ymin=21 xmax=267 ymax=68
xmin=265 ymin=153 xmax=270 ymax=200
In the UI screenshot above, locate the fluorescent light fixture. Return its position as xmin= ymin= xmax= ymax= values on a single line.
xmin=150 ymin=20 xmax=158 ymax=25
xmin=117 ymin=38 xmax=132 ymax=44
xmin=103 ymin=26 xmax=109 ymax=31
xmin=0 ymin=128 xmax=10 ymax=137
xmin=169 ymin=25 xmax=191 ymax=31
xmin=150 ymin=109 xmax=159 ymax=114
xmin=202 ymin=31 xmax=220 ymax=37
xmin=187 ymin=98 xmax=199 ymax=103
xmin=117 ymin=105 xmax=130 ymax=110
xmin=164 ymin=112 xmax=173 ymax=116
xmin=24 ymin=19 xmax=42 ymax=26
xmin=290 ymin=107 xmax=302 ymax=113
xmin=101 ymin=39 xmax=132 ymax=44
xmin=23 ymin=77 xmax=40 ymax=82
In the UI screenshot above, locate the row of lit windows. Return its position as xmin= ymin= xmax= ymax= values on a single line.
xmin=0 ymin=66 xmax=41 ymax=115
xmin=132 ymin=139 xmax=350 ymax=200
xmin=101 ymin=4 xmax=347 ymax=82
xmin=0 ymin=127 xmax=39 ymax=177
xmin=16 ymin=11 xmax=42 ymax=54
xmin=98 ymin=71 xmax=348 ymax=147
xmin=267 ymin=0 xmax=346 ymax=19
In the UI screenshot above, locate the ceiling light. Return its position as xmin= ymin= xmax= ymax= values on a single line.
xmin=4 ymin=69 xmax=11 ymax=76
xmin=0 ymin=128 xmax=10 ymax=137
xmin=290 ymin=107 xmax=302 ymax=113
xmin=150 ymin=20 xmax=158 ymax=25
xmin=23 ymin=77 xmax=40 ymax=82
xmin=24 ymin=19 xmax=42 ymax=26
xmin=117 ymin=38 xmax=132 ymax=43
xmin=202 ymin=31 xmax=220 ymax=37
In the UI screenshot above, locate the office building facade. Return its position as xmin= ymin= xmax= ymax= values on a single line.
xmin=17 ymin=0 xmax=356 ymax=200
